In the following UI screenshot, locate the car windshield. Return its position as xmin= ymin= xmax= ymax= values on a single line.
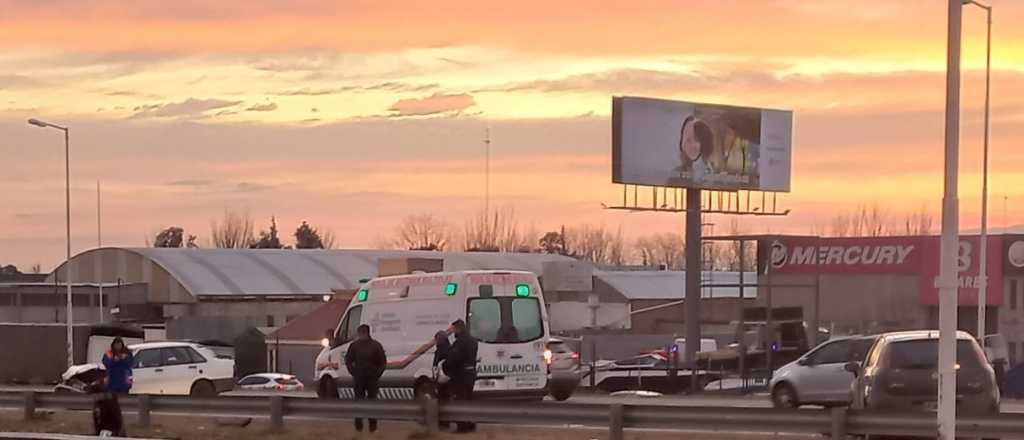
xmin=887 ymin=339 xmax=983 ymax=369
xmin=274 ymin=377 xmax=300 ymax=385
xmin=468 ymin=297 xmax=544 ymax=343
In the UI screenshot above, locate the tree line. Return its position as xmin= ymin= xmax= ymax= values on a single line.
xmin=144 ymin=202 xmax=936 ymax=271
xmin=150 ymin=210 xmax=336 ymax=249
xmin=381 ymin=208 xmax=754 ymax=271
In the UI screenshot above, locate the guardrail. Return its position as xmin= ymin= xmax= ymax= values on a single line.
xmin=3 ymin=391 xmax=1024 ymax=439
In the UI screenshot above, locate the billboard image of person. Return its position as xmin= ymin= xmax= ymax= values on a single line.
xmin=612 ymin=96 xmax=791 ymax=192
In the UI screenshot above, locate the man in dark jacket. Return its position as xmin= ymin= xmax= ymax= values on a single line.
xmin=345 ymin=324 xmax=387 ymax=432
xmin=443 ymin=319 xmax=478 ymax=433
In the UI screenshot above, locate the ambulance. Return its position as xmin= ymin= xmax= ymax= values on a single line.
xmin=314 ymin=270 xmax=550 ymax=400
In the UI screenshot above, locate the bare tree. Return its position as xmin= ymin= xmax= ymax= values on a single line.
xmin=321 ymin=229 xmax=338 ymax=250
xmin=30 ymin=264 xmax=42 ymax=274
xmin=861 ymin=203 xmax=889 ymax=237
xmin=210 ymin=209 xmax=255 ymax=249
xmin=562 ymin=225 xmax=627 ymax=266
xmin=903 ymin=206 xmax=934 ymax=236
xmin=713 ymin=218 xmax=756 ymax=271
xmin=828 ymin=202 xmax=893 ymax=237
xmin=462 ymin=207 xmax=523 ymax=252
xmin=393 ymin=214 xmax=451 ymax=251
xmin=634 ymin=233 xmax=684 ymax=269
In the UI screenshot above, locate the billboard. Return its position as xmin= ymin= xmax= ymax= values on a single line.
xmin=612 ymin=96 xmax=793 ymax=191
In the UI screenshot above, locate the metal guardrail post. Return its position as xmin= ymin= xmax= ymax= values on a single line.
xmin=270 ymin=396 xmax=284 ymax=431
xmin=424 ymin=398 xmax=440 ymax=433
xmin=609 ymin=403 xmax=624 ymax=440
xmin=830 ymin=407 xmax=847 ymax=439
xmin=22 ymin=391 xmax=36 ymax=421
xmin=138 ymin=395 xmax=152 ymax=428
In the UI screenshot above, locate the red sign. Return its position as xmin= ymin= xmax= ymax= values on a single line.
xmin=762 ymin=235 xmax=1004 ymax=306
xmin=765 ymin=237 xmax=924 ymax=274
xmin=919 ymin=235 xmax=1003 ymax=306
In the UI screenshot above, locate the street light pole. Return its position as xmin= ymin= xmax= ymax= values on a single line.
xmin=938 ymin=1 xmax=963 ymax=439
xmin=28 ymin=118 xmax=74 ymax=369
xmin=964 ymin=0 xmax=992 ymax=349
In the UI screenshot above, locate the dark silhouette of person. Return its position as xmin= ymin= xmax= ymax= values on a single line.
xmin=345 ymin=324 xmax=387 ymax=433
xmin=443 ymin=319 xmax=479 ymax=433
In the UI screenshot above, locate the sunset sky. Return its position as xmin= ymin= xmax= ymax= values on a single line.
xmin=2 ymin=0 xmax=1024 ymax=270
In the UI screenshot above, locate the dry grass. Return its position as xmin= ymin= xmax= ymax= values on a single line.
xmin=0 ymin=411 xmax=810 ymax=440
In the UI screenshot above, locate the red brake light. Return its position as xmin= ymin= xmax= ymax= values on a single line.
xmin=571 ymin=353 xmax=579 ymax=359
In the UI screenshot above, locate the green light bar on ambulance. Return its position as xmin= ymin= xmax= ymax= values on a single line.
xmin=515 ymin=284 xmax=530 ymax=297
xmin=445 ymin=282 xmax=458 ymax=296
xmin=356 ymin=289 xmax=369 ymax=302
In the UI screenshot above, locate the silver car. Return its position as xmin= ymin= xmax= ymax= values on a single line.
xmin=770 ymin=335 xmax=876 ymax=408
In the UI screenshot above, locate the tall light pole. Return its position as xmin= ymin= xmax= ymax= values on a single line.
xmin=938 ymin=1 xmax=963 ymax=439
xmin=97 ymin=180 xmax=103 ymax=324
xmin=27 ymin=118 xmax=74 ymax=369
xmin=964 ymin=0 xmax=992 ymax=349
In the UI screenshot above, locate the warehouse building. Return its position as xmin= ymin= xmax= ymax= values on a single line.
xmin=755 ymin=234 xmax=1024 ymax=366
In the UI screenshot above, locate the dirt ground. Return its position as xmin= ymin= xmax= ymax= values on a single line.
xmin=0 ymin=411 xmax=811 ymax=440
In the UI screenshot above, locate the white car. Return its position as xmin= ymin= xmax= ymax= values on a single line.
xmin=129 ymin=342 xmax=235 ymax=397
xmin=769 ymin=335 xmax=876 ymax=408
xmin=237 ymin=373 xmax=305 ymax=392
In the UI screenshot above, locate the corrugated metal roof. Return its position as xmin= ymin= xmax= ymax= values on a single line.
xmin=125 ymin=248 xmax=578 ymax=297
xmin=596 ymin=270 xmax=758 ymax=300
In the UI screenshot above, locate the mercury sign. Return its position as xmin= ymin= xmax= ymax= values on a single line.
xmin=612 ymin=96 xmax=793 ymax=192
xmin=760 ymin=236 xmax=1004 ymax=306
xmin=765 ymin=237 xmax=922 ymax=274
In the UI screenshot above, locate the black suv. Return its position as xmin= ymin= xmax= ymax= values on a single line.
xmin=848 ymin=330 xmax=999 ymax=415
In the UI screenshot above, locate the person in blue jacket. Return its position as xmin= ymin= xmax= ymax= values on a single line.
xmin=101 ymin=337 xmax=134 ymax=394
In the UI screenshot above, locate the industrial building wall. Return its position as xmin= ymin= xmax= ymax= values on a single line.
xmin=166 ymin=316 xmax=266 ymax=343
xmin=547 ymin=301 xmax=630 ymax=332
xmin=0 ymin=325 xmax=91 ymax=384
xmin=628 ymin=298 xmax=749 ymax=334
xmin=756 ymin=273 xmax=926 ymax=335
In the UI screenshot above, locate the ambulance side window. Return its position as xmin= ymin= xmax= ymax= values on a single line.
xmin=333 ymin=306 xmax=363 ymax=348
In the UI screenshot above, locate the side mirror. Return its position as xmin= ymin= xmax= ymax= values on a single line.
xmin=797 ymin=358 xmax=810 ymax=366
xmin=844 ymin=361 xmax=860 ymax=376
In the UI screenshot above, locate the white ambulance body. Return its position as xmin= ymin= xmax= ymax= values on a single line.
xmin=315 ymin=270 xmax=550 ymax=400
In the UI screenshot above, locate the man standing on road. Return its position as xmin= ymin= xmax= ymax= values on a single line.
xmin=443 ymin=319 xmax=478 ymax=433
xmin=345 ymin=324 xmax=387 ymax=433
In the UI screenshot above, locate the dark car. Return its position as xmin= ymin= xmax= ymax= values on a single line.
xmin=848 ymin=330 xmax=999 ymax=416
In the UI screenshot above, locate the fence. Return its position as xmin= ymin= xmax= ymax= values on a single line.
xmin=3 ymin=391 xmax=1024 ymax=439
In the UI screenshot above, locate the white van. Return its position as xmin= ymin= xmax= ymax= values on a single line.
xmin=314 ymin=270 xmax=550 ymax=400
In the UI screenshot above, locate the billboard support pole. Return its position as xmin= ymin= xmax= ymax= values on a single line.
xmin=685 ymin=188 xmax=702 ymax=393
xmin=938 ymin=1 xmax=963 ymax=439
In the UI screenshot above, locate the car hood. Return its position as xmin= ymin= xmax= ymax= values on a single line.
xmin=771 ymin=361 xmax=799 ymax=383
xmin=61 ymin=363 xmax=104 ymax=382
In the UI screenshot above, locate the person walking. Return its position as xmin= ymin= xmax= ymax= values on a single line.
xmin=345 ymin=324 xmax=387 ymax=433
xmin=101 ymin=337 xmax=133 ymax=395
xmin=443 ymin=319 xmax=478 ymax=433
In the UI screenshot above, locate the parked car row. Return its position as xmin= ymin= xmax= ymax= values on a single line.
xmin=770 ymin=330 xmax=1000 ymax=417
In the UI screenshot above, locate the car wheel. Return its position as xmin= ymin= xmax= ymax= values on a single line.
xmin=317 ymin=377 xmax=338 ymax=399
xmin=550 ymin=388 xmax=572 ymax=401
xmin=771 ymin=383 xmax=799 ymax=409
xmin=189 ymin=380 xmax=216 ymax=398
